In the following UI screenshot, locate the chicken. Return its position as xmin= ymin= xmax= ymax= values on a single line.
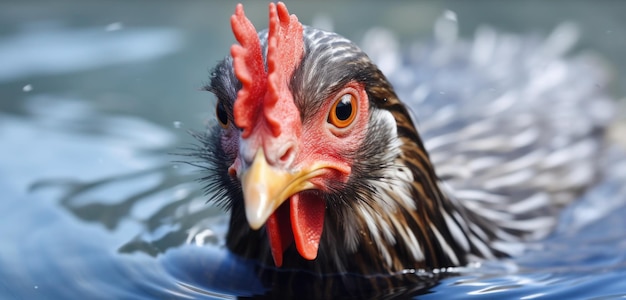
xmin=197 ymin=1 xmax=614 ymax=285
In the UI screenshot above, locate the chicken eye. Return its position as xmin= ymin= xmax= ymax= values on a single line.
xmin=328 ymin=93 xmax=357 ymax=128
xmin=216 ymin=102 xmax=229 ymax=128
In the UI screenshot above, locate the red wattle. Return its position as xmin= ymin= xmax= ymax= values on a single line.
xmin=265 ymin=202 xmax=292 ymax=267
xmin=266 ymin=193 xmax=326 ymax=266
xmin=290 ymin=193 xmax=325 ymax=260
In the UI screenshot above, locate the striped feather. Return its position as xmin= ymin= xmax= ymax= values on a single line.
xmin=192 ymin=16 xmax=618 ymax=297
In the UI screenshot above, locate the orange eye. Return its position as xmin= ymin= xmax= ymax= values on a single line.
xmin=216 ymin=102 xmax=229 ymax=128
xmin=328 ymin=93 xmax=357 ymax=128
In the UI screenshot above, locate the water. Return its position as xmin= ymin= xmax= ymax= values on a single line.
xmin=2 ymin=1 xmax=626 ymax=299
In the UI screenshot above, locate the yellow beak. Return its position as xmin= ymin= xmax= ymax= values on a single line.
xmin=240 ymin=149 xmax=320 ymax=229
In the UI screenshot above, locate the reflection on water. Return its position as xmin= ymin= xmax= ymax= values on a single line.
xmin=17 ymin=95 xmax=226 ymax=257
xmin=2 ymin=1 xmax=626 ymax=299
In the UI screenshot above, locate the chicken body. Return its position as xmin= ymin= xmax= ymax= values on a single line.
xmin=199 ymin=2 xmax=615 ymax=281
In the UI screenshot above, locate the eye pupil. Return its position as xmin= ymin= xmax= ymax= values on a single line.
xmin=216 ymin=102 xmax=229 ymax=127
xmin=327 ymin=93 xmax=357 ymax=129
xmin=335 ymin=95 xmax=353 ymax=121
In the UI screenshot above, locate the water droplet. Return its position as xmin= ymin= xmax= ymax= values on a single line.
xmin=434 ymin=10 xmax=458 ymax=44
xmin=22 ymin=84 xmax=33 ymax=92
xmin=443 ymin=10 xmax=457 ymax=22
xmin=105 ymin=22 xmax=123 ymax=32
xmin=173 ymin=121 xmax=182 ymax=128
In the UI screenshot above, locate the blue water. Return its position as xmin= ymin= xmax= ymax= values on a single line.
xmin=2 ymin=1 xmax=626 ymax=299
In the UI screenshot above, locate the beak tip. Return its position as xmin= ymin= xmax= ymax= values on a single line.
xmin=243 ymin=195 xmax=266 ymax=230
xmin=247 ymin=217 xmax=264 ymax=230
xmin=245 ymin=202 xmax=269 ymax=230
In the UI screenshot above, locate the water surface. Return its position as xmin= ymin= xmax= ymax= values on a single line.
xmin=2 ymin=1 xmax=626 ymax=299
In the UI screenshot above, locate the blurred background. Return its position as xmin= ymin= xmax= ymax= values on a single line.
xmin=1 ymin=0 xmax=625 ymax=137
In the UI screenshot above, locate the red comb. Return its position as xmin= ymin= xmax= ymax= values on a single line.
xmin=231 ymin=2 xmax=303 ymax=139
xmin=231 ymin=3 xmax=266 ymax=138
xmin=264 ymin=2 xmax=303 ymax=137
